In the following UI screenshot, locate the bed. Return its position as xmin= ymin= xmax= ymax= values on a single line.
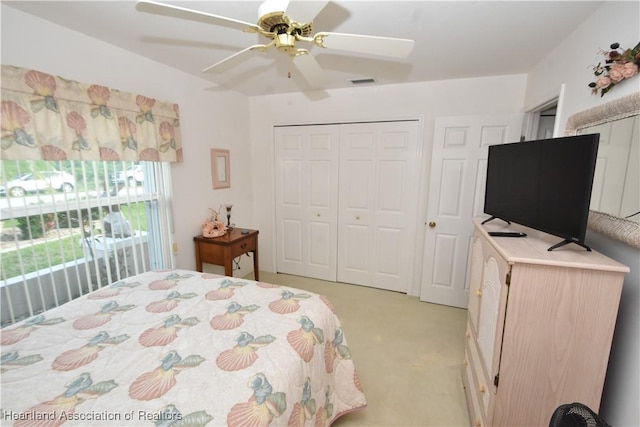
xmin=0 ymin=270 xmax=366 ymax=426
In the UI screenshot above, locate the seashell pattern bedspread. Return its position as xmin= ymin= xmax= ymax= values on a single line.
xmin=0 ymin=270 xmax=366 ymax=426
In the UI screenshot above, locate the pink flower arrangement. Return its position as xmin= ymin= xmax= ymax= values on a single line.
xmin=202 ymin=206 xmax=228 ymax=238
xmin=590 ymin=42 xmax=640 ymax=97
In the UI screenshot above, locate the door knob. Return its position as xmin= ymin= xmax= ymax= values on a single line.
xmin=428 ymin=221 xmax=436 ymax=228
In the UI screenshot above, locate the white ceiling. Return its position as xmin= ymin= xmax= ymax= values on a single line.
xmin=3 ymin=1 xmax=603 ymax=96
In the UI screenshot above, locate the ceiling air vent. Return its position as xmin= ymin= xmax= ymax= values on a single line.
xmin=350 ymin=78 xmax=376 ymax=85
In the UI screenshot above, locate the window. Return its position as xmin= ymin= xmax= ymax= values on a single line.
xmin=0 ymin=159 xmax=174 ymax=326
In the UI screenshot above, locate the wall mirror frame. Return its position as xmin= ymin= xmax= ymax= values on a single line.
xmin=211 ymin=148 xmax=230 ymax=189
xmin=565 ymin=91 xmax=640 ymax=249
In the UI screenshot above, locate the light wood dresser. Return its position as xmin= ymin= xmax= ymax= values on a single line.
xmin=462 ymin=219 xmax=629 ymax=427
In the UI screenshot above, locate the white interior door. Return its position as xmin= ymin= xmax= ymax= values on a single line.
xmin=274 ymin=125 xmax=339 ymax=281
xmin=420 ymin=114 xmax=523 ymax=307
xmin=337 ymin=121 xmax=420 ymax=292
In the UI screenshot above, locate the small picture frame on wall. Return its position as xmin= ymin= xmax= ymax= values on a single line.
xmin=211 ymin=149 xmax=230 ymax=189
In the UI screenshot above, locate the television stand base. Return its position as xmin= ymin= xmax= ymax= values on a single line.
xmin=481 ymin=216 xmax=511 ymax=226
xmin=548 ymin=239 xmax=592 ymax=252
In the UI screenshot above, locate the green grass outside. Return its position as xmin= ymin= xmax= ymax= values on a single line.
xmin=118 ymin=203 xmax=148 ymax=232
xmin=1 ymin=202 xmax=148 ymax=280
xmin=1 ymin=235 xmax=81 ymax=280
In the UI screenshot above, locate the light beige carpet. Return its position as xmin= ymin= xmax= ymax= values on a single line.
xmin=257 ymin=272 xmax=471 ymax=426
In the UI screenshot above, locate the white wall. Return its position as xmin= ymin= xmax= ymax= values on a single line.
xmin=0 ymin=5 xmax=253 ymax=273
xmin=526 ymin=2 xmax=639 ymax=425
xmin=526 ymin=1 xmax=640 ymax=131
xmin=248 ymin=74 xmax=527 ymax=294
xmin=3 ymin=2 xmax=637 ymax=423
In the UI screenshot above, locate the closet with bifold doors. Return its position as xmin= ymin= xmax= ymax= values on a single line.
xmin=274 ymin=120 xmax=420 ymax=293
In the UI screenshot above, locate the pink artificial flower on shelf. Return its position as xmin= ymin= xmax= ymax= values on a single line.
xmin=202 ymin=206 xmax=228 ymax=238
xmin=596 ymin=76 xmax=612 ymax=89
xmin=589 ymin=41 xmax=640 ymax=97
xmin=608 ymin=63 xmax=627 ymax=83
xmin=622 ymin=62 xmax=639 ymax=79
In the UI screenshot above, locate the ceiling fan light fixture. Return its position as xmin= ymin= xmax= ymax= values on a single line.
xmin=258 ymin=11 xmax=286 ymax=33
xmin=275 ymin=33 xmax=297 ymax=53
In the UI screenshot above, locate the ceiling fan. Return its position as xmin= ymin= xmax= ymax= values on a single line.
xmin=136 ymin=0 xmax=415 ymax=88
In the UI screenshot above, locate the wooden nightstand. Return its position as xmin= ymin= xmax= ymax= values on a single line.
xmin=194 ymin=228 xmax=259 ymax=280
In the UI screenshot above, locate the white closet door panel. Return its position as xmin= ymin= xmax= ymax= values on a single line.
xmin=344 ymin=160 xmax=373 ymax=210
xmin=338 ymin=121 xmax=419 ymax=292
xmin=378 ymin=160 xmax=405 ymax=210
xmin=280 ymin=133 xmax=302 ymax=150
xmin=309 ymin=160 xmax=331 ymax=207
xmin=308 ymin=221 xmax=331 ymax=266
xmin=282 ymin=219 xmax=303 ymax=262
xmin=275 ymin=125 xmax=339 ymax=281
xmin=338 ymin=157 xmax=372 ymax=285
xmin=281 ymin=160 xmax=302 ymax=205
xmin=375 ymin=226 xmax=402 ymax=276
xmin=342 ymin=223 xmax=369 ymax=275
xmin=347 ymin=131 xmax=375 ymax=151
xmin=338 ymin=126 xmax=373 ymax=284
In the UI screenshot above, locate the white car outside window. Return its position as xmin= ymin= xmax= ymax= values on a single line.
xmin=110 ymin=165 xmax=144 ymax=187
xmin=1 ymin=171 xmax=76 ymax=197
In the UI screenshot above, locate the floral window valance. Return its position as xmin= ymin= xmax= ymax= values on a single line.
xmin=1 ymin=65 xmax=182 ymax=162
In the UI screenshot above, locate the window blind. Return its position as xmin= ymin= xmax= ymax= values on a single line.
xmin=0 ymin=159 xmax=174 ymax=326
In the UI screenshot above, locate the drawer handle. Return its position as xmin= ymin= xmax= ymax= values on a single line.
xmin=241 ymin=243 xmax=247 ymax=249
xmin=479 ymin=384 xmax=485 ymax=393
xmin=465 ymin=331 xmax=471 ymax=339
xmin=474 ymin=419 xmax=481 ymax=427
xmin=476 ymin=288 xmax=482 ymax=297
xmin=463 ymin=358 xmax=468 ymax=366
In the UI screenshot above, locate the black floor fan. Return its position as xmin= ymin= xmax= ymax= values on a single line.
xmin=549 ymin=403 xmax=611 ymax=427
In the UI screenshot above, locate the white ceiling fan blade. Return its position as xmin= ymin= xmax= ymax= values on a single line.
xmin=136 ymin=1 xmax=261 ymax=32
xmin=258 ymin=0 xmax=289 ymax=17
xmin=314 ymin=32 xmax=414 ymax=58
xmin=286 ymin=1 xmax=329 ymax=24
xmin=292 ymin=51 xmax=328 ymax=88
xmin=258 ymin=0 xmax=327 ymax=23
xmin=202 ymin=45 xmax=269 ymax=73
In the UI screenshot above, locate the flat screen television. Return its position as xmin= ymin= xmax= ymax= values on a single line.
xmin=483 ymin=133 xmax=600 ymax=251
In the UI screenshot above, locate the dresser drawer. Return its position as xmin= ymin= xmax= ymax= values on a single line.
xmin=466 ymin=320 xmax=495 ymax=424
xmin=230 ymin=236 xmax=256 ymax=259
xmin=463 ymin=346 xmax=486 ymax=427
